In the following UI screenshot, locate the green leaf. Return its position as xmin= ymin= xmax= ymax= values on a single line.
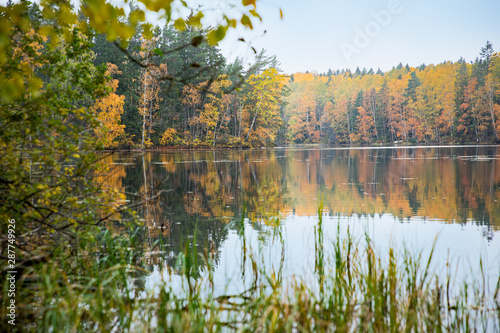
xmin=241 ymin=14 xmax=253 ymax=29
xmin=153 ymin=48 xmax=164 ymax=57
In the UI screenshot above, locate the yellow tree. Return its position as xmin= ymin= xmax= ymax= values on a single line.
xmin=331 ymin=95 xmax=351 ymax=143
xmin=286 ymin=72 xmax=321 ymax=142
xmin=92 ymin=63 xmax=125 ymax=148
xmin=485 ymin=70 xmax=499 ymax=140
xmin=12 ymin=29 xmax=46 ymax=97
xmin=182 ymin=84 xmax=202 ymax=143
xmin=328 ymin=74 xmax=362 ymax=144
xmin=200 ymin=76 xmax=233 ymax=146
xmin=386 ymin=76 xmax=409 ymax=141
xmin=490 ymin=54 xmax=500 ymax=136
xmin=353 ymin=106 xmax=375 ymax=143
xmin=361 ymin=87 xmax=382 ymax=142
xmin=457 ymin=78 xmax=491 ymax=141
xmin=290 ymin=89 xmax=318 ymax=142
xmin=180 ymin=75 xmax=232 ymax=146
xmin=432 ymin=63 xmax=458 ymax=140
xmin=212 ymin=79 xmax=235 ymax=146
xmin=242 ymin=68 xmax=285 ymax=146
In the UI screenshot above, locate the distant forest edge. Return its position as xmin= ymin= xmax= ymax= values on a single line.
xmin=92 ymin=23 xmax=500 ymax=148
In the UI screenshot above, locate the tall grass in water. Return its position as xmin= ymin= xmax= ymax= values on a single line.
xmin=2 ymin=227 xmax=148 ymax=332
xmin=5 ymin=208 xmax=500 ymax=332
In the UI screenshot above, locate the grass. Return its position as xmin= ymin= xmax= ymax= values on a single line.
xmin=3 ymin=208 xmax=500 ymax=332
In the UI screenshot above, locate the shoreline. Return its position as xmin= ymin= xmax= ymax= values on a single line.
xmin=97 ymin=142 xmax=500 ymax=153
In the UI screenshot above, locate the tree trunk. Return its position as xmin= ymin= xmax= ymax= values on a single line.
xmin=141 ymin=58 xmax=149 ymax=148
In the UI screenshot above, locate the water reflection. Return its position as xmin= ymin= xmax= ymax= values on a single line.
xmin=103 ymin=146 xmax=500 ymax=274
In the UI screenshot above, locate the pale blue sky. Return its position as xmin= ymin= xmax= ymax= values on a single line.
xmin=219 ymin=0 xmax=500 ymax=74
xmin=5 ymin=0 xmax=497 ymax=73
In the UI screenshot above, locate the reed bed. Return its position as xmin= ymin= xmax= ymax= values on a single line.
xmin=4 ymin=207 xmax=500 ymax=332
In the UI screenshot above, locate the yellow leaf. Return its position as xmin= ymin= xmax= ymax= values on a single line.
xmin=142 ymin=23 xmax=153 ymax=39
xmin=242 ymin=0 xmax=256 ymax=8
xmin=228 ymin=18 xmax=237 ymax=28
xmin=187 ymin=12 xmax=204 ymax=28
xmin=39 ymin=25 xmax=53 ymax=38
xmin=249 ymin=9 xmax=261 ymax=21
xmin=129 ymin=9 xmax=145 ymax=25
xmin=174 ymin=18 xmax=186 ymax=31
xmin=207 ymin=25 xmax=227 ymax=45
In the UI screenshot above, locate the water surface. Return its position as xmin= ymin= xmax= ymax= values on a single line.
xmin=103 ymin=146 xmax=500 ymax=293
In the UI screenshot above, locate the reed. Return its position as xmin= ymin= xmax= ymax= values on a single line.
xmin=4 ymin=208 xmax=499 ymax=332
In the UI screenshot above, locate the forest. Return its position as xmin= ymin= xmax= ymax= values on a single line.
xmin=92 ymin=26 xmax=500 ymax=147
xmin=286 ymin=49 xmax=500 ymax=145
xmin=2 ymin=3 xmax=500 ymax=151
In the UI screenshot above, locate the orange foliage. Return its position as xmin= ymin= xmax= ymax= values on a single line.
xmin=92 ymin=63 xmax=125 ymax=148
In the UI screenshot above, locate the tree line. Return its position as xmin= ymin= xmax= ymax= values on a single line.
xmin=96 ymin=36 xmax=500 ymax=148
xmin=286 ymin=42 xmax=500 ymax=145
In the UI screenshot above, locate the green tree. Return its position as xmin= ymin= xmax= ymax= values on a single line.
xmin=0 ymin=0 xmax=270 ymax=328
xmin=0 ymin=1 xmax=127 ymax=254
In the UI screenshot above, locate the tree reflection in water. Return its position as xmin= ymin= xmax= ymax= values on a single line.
xmin=101 ymin=146 xmax=500 ymax=276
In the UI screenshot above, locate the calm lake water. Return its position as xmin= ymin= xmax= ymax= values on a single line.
xmin=103 ymin=145 xmax=500 ymax=295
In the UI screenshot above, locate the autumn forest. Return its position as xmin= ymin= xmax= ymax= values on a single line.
xmin=3 ymin=0 xmax=500 ymax=330
xmin=92 ymin=22 xmax=500 ymax=148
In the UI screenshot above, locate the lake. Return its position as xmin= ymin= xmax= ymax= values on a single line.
xmin=103 ymin=145 xmax=500 ymax=296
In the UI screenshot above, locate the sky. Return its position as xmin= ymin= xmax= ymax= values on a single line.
xmin=218 ymin=0 xmax=500 ymax=74
xmin=4 ymin=0 xmax=498 ymax=74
